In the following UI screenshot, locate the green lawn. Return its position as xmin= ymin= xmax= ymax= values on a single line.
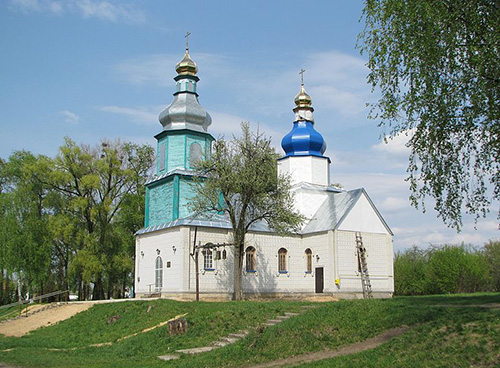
xmin=0 ymin=293 xmax=498 ymax=368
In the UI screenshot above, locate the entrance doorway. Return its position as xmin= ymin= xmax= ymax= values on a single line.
xmin=315 ymin=267 xmax=324 ymax=293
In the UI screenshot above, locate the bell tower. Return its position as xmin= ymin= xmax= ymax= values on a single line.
xmin=145 ymin=35 xmax=214 ymax=227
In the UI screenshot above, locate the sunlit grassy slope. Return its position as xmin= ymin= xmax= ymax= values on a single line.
xmin=0 ymin=293 xmax=498 ymax=368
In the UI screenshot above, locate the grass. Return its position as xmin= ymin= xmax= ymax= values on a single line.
xmin=0 ymin=293 xmax=498 ymax=367
xmin=0 ymin=304 xmax=28 ymax=322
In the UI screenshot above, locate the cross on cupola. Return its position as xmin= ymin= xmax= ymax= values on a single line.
xmin=185 ymin=31 xmax=191 ymax=51
xmin=299 ymin=68 xmax=306 ymax=85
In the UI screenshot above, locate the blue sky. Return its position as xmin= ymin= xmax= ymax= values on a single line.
xmin=1 ymin=0 xmax=497 ymax=251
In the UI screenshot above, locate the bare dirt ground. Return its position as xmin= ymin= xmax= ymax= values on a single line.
xmin=0 ymin=303 xmax=92 ymax=337
xmin=249 ymin=326 xmax=411 ymax=368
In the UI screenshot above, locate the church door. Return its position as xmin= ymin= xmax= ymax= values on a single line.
xmin=315 ymin=267 xmax=324 ymax=293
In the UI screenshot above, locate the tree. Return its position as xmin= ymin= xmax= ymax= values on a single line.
xmin=39 ymin=138 xmax=154 ymax=300
xmin=191 ymin=123 xmax=303 ymax=300
xmin=359 ymin=0 xmax=499 ymax=230
xmin=484 ymin=240 xmax=500 ymax=291
xmin=0 ymin=152 xmax=52 ymax=298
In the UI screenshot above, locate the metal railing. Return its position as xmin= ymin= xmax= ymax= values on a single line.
xmin=0 ymin=290 xmax=70 ymax=311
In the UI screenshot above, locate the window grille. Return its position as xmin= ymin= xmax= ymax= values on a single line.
xmin=155 ymin=256 xmax=163 ymax=290
xmin=305 ymin=248 xmax=312 ymax=273
xmin=278 ymin=248 xmax=287 ymax=273
xmin=245 ymin=246 xmax=256 ymax=272
xmin=203 ymin=249 xmax=213 ymax=270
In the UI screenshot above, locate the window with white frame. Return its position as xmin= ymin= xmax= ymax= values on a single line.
xmin=278 ymin=248 xmax=287 ymax=273
xmin=203 ymin=249 xmax=213 ymax=270
xmin=155 ymin=256 xmax=163 ymax=290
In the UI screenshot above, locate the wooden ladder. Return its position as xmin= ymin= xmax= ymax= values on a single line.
xmin=356 ymin=232 xmax=373 ymax=299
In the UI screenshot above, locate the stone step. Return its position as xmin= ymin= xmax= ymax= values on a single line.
xmin=157 ymin=354 xmax=179 ymax=361
xmin=266 ymin=319 xmax=282 ymax=324
xmin=264 ymin=321 xmax=278 ymax=326
xmin=285 ymin=312 xmax=299 ymax=316
xmin=212 ymin=340 xmax=230 ymax=347
xmin=228 ymin=332 xmax=247 ymax=338
xmin=176 ymin=346 xmax=215 ymax=355
xmin=220 ymin=336 xmax=239 ymax=344
xmin=275 ymin=315 xmax=290 ymax=320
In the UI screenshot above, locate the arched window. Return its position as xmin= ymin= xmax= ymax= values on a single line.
xmin=245 ymin=246 xmax=256 ymax=272
xmin=203 ymin=249 xmax=213 ymax=270
xmin=189 ymin=142 xmax=203 ymax=168
xmin=278 ymin=248 xmax=287 ymax=273
xmin=222 ymin=249 xmax=227 ymax=260
xmin=155 ymin=256 xmax=163 ymax=290
xmin=305 ymin=248 xmax=312 ymax=273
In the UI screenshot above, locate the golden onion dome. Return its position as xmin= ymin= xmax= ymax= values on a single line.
xmin=175 ymin=49 xmax=198 ymax=76
xmin=294 ymin=84 xmax=312 ymax=108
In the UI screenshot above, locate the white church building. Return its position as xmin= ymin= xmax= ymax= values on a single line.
xmin=134 ymin=46 xmax=394 ymax=299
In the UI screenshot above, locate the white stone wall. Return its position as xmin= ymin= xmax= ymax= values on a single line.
xmin=135 ymin=227 xmax=185 ymax=294
xmin=338 ymin=193 xmax=389 ymax=234
xmin=186 ymin=227 xmax=234 ymax=294
xmin=135 ymin=225 xmax=394 ymax=297
xmin=334 ymin=230 xmax=393 ymax=294
xmin=278 ymin=156 xmax=330 ymax=186
xmin=292 ymin=187 xmax=329 ymax=222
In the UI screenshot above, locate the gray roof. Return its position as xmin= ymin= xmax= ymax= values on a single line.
xmin=146 ymin=168 xmax=197 ymax=186
xmin=136 ymin=186 xmax=392 ymax=236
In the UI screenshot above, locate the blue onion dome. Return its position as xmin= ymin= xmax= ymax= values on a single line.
xmin=281 ymin=84 xmax=327 ymax=157
xmin=281 ymin=121 xmax=327 ymax=157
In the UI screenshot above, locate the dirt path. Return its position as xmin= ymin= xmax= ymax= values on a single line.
xmin=248 ymin=326 xmax=410 ymax=368
xmin=0 ymin=303 xmax=92 ymax=337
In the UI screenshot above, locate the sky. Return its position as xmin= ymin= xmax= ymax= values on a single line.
xmin=1 ymin=0 xmax=498 ymax=252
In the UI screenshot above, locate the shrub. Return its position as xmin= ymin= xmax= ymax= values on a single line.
xmin=394 ymin=243 xmax=492 ymax=295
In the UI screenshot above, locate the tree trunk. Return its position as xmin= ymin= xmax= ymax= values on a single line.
xmin=233 ymin=242 xmax=244 ymax=300
xmin=92 ymin=275 xmax=105 ymax=300
xmin=122 ymin=272 xmax=127 ymax=299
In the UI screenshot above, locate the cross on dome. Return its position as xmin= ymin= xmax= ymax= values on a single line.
xmin=176 ymin=31 xmax=198 ymax=76
xmin=185 ymin=31 xmax=191 ymax=51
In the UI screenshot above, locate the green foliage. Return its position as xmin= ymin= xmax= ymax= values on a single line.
xmin=484 ymin=240 xmax=500 ymax=291
xmin=359 ymin=0 xmax=500 ymax=230
xmin=394 ymin=243 xmax=492 ymax=295
xmin=191 ymin=123 xmax=304 ymax=299
xmin=0 ymin=139 xmax=154 ymax=302
xmin=394 ymin=246 xmax=428 ymax=295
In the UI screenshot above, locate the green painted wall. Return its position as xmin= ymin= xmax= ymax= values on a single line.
xmin=167 ymin=135 xmax=184 ymax=171
xmin=179 ymin=178 xmax=197 ymax=219
xmin=148 ymin=180 xmax=174 ymax=226
xmin=146 ymin=130 xmax=215 ymax=227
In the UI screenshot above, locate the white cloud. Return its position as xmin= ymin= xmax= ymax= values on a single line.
xmin=59 ymin=110 xmax=80 ymax=124
xmin=99 ymin=105 xmax=160 ymax=125
xmin=114 ymin=54 xmax=176 ymax=87
xmin=373 ymin=129 xmax=414 ymax=156
xmin=379 ymin=196 xmax=410 ymax=213
xmin=112 ymin=50 xmax=371 ymax=119
xmin=8 ymin=0 xmax=145 ymax=23
xmin=75 ymin=0 xmax=145 ymax=23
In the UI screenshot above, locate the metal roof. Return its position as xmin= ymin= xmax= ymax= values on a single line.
xmin=136 ymin=186 xmax=392 ymax=236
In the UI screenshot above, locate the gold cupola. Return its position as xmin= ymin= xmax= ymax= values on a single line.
xmin=292 ymin=69 xmax=315 ymax=122
xmin=175 ymin=49 xmax=198 ymax=76
xmin=294 ymin=83 xmax=312 ymax=108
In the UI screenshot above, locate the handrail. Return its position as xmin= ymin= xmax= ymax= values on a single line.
xmin=0 ymin=290 xmax=69 ymax=310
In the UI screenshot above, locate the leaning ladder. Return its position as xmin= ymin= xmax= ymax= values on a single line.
xmin=355 ymin=232 xmax=373 ymax=299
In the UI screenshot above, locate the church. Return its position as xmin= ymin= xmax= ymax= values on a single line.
xmin=134 ymin=44 xmax=394 ymax=299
